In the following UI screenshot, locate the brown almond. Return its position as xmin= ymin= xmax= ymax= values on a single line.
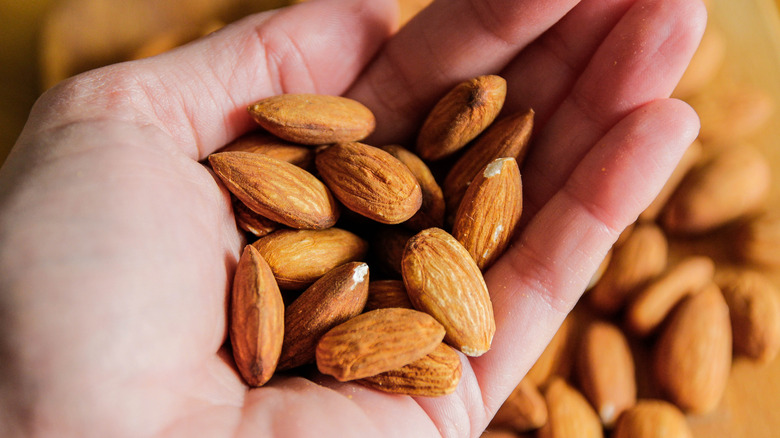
xmin=661 ymin=145 xmax=771 ymax=235
xmin=232 ymin=197 xmax=278 ymax=238
xmin=230 ymin=245 xmax=285 ymax=387
xmin=251 ymin=228 xmax=368 ymax=290
xmin=219 ymin=131 xmax=315 ymax=170
xmin=365 ymin=279 xmax=414 ymax=311
xmin=315 ymin=142 xmax=423 ymax=224
xmin=716 ymin=269 xmax=780 ymax=363
xmin=653 ymin=283 xmax=732 ymax=414
xmin=538 ymin=378 xmax=603 ymax=438
xmin=588 ymin=223 xmax=668 ymax=315
xmin=209 ymin=151 xmax=339 ymax=229
xmin=358 ymin=343 xmax=462 ymax=397
xmin=576 ymin=320 xmax=636 ymax=427
xmin=417 ymin=75 xmax=507 ymax=161
xmin=639 ymin=139 xmax=703 ymax=222
xmin=452 ymin=157 xmax=522 ymax=271
xmin=278 ymin=262 xmax=370 ymax=370
xmin=247 ymin=94 xmax=375 ymax=145
xmin=612 ymin=399 xmax=692 ymax=438
xmin=315 ymin=308 xmax=446 ymax=381
xmin=624 ymin=256 xmax=715 ymax=337
xmin=443 ymin=109 xmax=534 ymax=217
xmin=490 ymin=377 xmax=548 ymax=433
xmin=380 ymin=144 xmax=445 ymax=230
xmin=526 ymin=315 xmax=573 ymax=388
xmin=402 ymin=228 xmax=496 ymax=356
xmin=734 ymin=210 xmax=780 ymax=268
xmin=688 ymin=83 xmax=774 ymax=144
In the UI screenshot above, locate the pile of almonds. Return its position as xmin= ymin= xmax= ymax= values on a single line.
xmin=483 ymin=13 xmax=780 ymax=438
xmin=208 ymin=74 xmax=533 ymax=396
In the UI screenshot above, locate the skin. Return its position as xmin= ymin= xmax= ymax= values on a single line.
xmin=0 ymin=0 xmax=705 ymax=436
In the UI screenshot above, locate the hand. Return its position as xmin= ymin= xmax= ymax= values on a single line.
xmin=0 ymin=0 xmax=705 ymax=436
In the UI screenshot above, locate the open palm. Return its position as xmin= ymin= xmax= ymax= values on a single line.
xmin=0 ymin=0 xmax=705 ymax=436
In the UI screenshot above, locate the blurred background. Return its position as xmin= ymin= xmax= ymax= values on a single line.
xmin=1 ymin=0 xmax=780 ymax=437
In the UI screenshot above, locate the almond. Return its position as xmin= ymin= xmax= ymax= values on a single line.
xmin=219 ymin=131 xmax=315 ymax=170
xmin=734 ymin=210 xmax=780 ymax=268
xmin=230 ymin=245 xmax=285 ymax=387
xmin=624 ymin=256 xmax=715 ymax=337
xmin=247 ymin=94 xmax=375 ymax=145
xmin=490 ymin=377 xmax=548 ymax=433
xmin=232 ymin=196 xmax=278 ymax=238
xmin=251 ymin=228 xmax=368 ymax=290
xmin=661 ymin=145 xmax=771 ymax=235
xmin=588 ymin=223 xmax=668 ymax=315
xmin=653 ymin=283 xmax=732 ymax=414
xmin=451 ymin=157 xmax=522 ymax=271
xmin=575 ymin=320 xmax=636 ymax=427
xmin=358 ymin=342 xmax=462 ymax=397
xmin=315 ymin=142 xmax=423 ymax=224
xmin=417 ymin=75 xmax=507 ymax=161
xmin=639 ymin=139 xmax=703 ymax=222
xmin=688 ymin=83 xmax=774 ymax=144
xmin=209 ymin=151 xmax=339 ymax=229
xmin=380 ymin=144 xmax=445 ymax=230
xmin=716 ymin=269 xmax=780 ymax=363
xmin=365 ymin=279 xmax=414 ymax=311
xmin=278 ymin=262 xmax=370 ymax=370
xmin=612 ymin=399 xmax=692 ymax=438
xmin=402 ymin=227 xmax=495 ymax=356
xmin=443 ymin=108 xmax=534 ymax=218
xmin=538 ymin=377 xmax=603 ymax=438
xmin=526 ymin=315 xmax=573 ymax=388
xmin=369 ymin=226 xmax=415 ymax=278
xmin=315 ymin=308 xmax=446 ymax=381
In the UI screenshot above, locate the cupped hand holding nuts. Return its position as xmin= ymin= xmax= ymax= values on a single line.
xmin=0 ymin=0 xmax=707 ymax=436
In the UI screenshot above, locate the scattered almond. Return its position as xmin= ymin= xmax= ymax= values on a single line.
xmin=365 ymin=279 xmax=414 ymax=311
xmin=612 ymin=399 xmax=692 ymax=438
xmin=380 ymin=144 xmax=445 ymax=230
xmin=538 ymin=378 xmax=603 ymax=438
xmin=490 ymin=377 xmax=548 ymax=433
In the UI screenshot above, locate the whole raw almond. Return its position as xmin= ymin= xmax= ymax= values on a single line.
xmin=315 ymin=142 xmax=423 ymax=224
xmin=624 ymin=256 xmax=715 ymax=337
xmin=716 ymin=269 xmax=780 ymax=363
xmin=538 ymin=378 xmax=604 ymax=438
xmin=278 ymin=262 xmax=370 ymax=370
xmin=402 ymin=227 xmax=496 ymax=356
xmin=358 ymin=342 xmax=462 ymax=397
xmin=451 ymin=157 xmax=522 ymax=271
xmin=219 ymin=131 xmax=315 ymax=170
xmin=588 ymin=223 xmax=668 ymax=315
xmin=576 ymin=320 xmax=636 ymax=427
xmin=247 ymin=94 xmax=375 ymax=145
xmin=490 ymin=377 xmax=548 ymax=433
xmin=661 ymin=145 xmax=771 ymax=235
xmin=230 ymin=245 xmax=285 ymax=387
xmin=365 ymin=279 xmax=414 ymax=311
xmin=232 ymin=196 xmax=278 ymax=238
xmin=380 ymin=144 xmax=445 ymax=230
xmin=612 ymin=399 xmax=692 ymax=438
xmin=209 ymin=151 xmax=339 ymax=229
xmin=417 ymin=75 xmax=507 ymax=161
xmin=734 ymin=210 xmax=780 ymax=268
xmin=443 ymin=108 xmax=534 ymax=217
xmin=316 ymin=308 xmax=446 ymax=381
xmin=653 ymin=283 xmax=732 ymax=414
xmin=251 ymin=228 xmax=368 ymax=290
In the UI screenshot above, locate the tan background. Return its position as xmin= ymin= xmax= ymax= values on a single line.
xmin=1 ymin=0 xmax=780 ymax=436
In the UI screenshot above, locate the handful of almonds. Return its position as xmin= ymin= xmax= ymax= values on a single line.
xmin=207 ymin=75 xmax=534 ymax=396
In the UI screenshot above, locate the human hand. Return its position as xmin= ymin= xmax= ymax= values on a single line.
xmin=0 ymin=0 xmax=705 ymax=436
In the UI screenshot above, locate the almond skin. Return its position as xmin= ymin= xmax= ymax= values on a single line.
xmin=251 ymin=228 xmax=368 ymax=290
xmin=365 ymin=280 xmax=414 ymax=311
xmin=624 ymin=256 xmax=715 ymax=337
xmin=402 ymin=227 xmax=496 ymax=356
xmin=209 ymin=151 xmax=339 ymax=229
xmin=417 ymin=75 xmax=507 ymax=161
xmin=380 ymin=144 xmax=445 ymax=230
xmin=734 ymin=210 xmax=780 ymax=268
xmin=576 ymin=320 xmax=636 ymax=427
xmin=315 ymin=142 xmax=423 ymax=224
xmin=247 ymin=94 xmax=375 ymax=145
xmin=232 ymin=196 xmax=278 ymax=238
xmin=230 ymin=245 xmax=285 ymax=387
xmin=538 ymin=378 xmax=604 ymax=438
xmin=490 ymin=377 xmax=548 ymax=433
xmin=653 ymin=283 xmax=732 ymax=414
xmin=278 ymin=262 xmax=370 ymax=370
xmin=219 ymin=131 xmax=315 ymax=170
xmin=358 ymin=343 xmax=462 ymax=397
xmin=443 ymin=108 xmax=534 ymax=218
xmin=716 ymin=269 xmax=780 ymax=363
xmin=612 ymin=400 xmax=693 ymax=438
xmin=451 ymin=157 xmax=522 ymax=271
xmin=316 ymin=308 xmax=446 ymax=381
